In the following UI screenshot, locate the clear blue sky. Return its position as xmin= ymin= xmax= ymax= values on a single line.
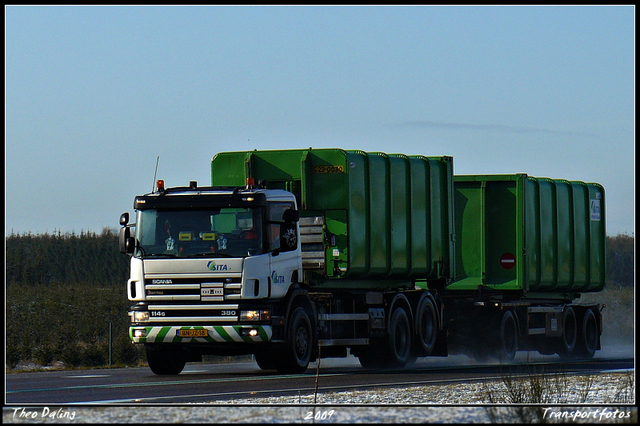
xmin=5 ymin=5 xmax=635 ymax=236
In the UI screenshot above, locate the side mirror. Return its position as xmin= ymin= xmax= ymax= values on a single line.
xmin=119 ymin=226 xmax=135 ymax=254
xmin=279 ymin=223 xmax=298 ymax=252
xmin=282 ymin=209 xmax=299 ymax=223
xmin=119 ymin=212 xmax=130 ymax=226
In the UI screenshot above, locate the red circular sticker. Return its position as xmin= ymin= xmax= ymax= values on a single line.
xmin=500 ymin=253 xmax=516 ymax=270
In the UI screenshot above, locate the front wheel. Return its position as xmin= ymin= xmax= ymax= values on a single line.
xmin=145 ymin=344 xmax=186 ymax=375
xmin=254 ymin=349 xmax=277 ymax=370
xmin=276 ymin=306 xmax=314 ymax=374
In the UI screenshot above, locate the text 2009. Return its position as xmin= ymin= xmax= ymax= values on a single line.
xmin=304 ymin=410 xmax=335 ymax=421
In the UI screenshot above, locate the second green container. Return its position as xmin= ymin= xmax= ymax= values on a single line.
xmin=450 ymin=174 xmax=605 ymax=297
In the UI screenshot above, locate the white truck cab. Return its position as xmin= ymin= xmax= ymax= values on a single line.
xmin=120 ymin=180 xmax=306 ymax=374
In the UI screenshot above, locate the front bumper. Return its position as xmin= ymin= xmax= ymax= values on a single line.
xmin=130 ymin=325 xmax=273 ymax=344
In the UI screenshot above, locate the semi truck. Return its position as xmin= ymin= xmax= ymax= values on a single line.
xmin=119 ymin=148 xmax=606 ymax=375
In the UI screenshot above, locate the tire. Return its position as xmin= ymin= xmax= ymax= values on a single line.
xmin=254 ymin=349 xmax=277 ymax=370
xmin=470 ymin=331 xmax=495 ymax=363
xmin=575 ymin=309 xmax=598 ymax=359
xmin=558 ymin=307 xmax=577 ymax=358
xmin=356 ymin=339 xmax=386 ymax=369
xmin=358 ymin=306 xmax=412 ymax=369
xmin=472 ymin=347 xmax=492 ymax=363
xmin=276 ymin=306 xmax=313 ymax=374
xmin=145 ymin=344 xmax=186 ymax=375
xmin=471 ymin=311 xmax=517 ymax=363
xmin=386 ymin=307 xmax=412 ymax=369
xmin=414 ymin=295 xmax=438 ymax=356
xmin=535 ymin=336 xmax=558 ymax=356
xmin=498 ymin=310 xmax=518 ymax=362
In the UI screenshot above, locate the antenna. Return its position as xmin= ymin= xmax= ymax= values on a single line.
xmin=152 ymin=156 xmax=160 ymax=192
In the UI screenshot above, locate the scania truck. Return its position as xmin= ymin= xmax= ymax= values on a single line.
xmin=119 ymin=148 xmax=605 ymax=375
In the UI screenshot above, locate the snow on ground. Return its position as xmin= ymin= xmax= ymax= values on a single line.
xmin=3 ymin=371 xmax=635 ymax=423
xmin=5 ymin=346 xmax=635 ymax=423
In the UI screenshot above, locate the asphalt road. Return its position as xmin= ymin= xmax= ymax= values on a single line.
xmin=6 ymin=353 xmax=634 ymax=405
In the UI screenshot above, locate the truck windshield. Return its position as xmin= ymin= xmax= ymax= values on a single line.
xmin=135 ymin=207 xmax=264 ymax=258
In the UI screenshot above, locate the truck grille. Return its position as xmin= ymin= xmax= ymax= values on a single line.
xmin=144 ymin=277 xmax=242 ymax=302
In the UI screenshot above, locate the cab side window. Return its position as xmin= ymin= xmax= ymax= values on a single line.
xmin=267 ymin=202 xmax=297 ymax=253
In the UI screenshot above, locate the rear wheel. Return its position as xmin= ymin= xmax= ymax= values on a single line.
xmin=498 ymin=310 xmax=518 ymax=362
xmin=356 ymin=306 xmax=412 ymax=370
xmin=145 ymin=344 xmax=186 ymax=375
xmin=356 ymin=338 xmax=386 ymax=369
xmin=414 ymin=295 xmax=438 ymax=356
xmin=386 ymin=306 xmax=412 ymax=368
xmin=574 ymin=309 xmax=598 ymax=359
xmin=558 ymin=307 xmax=577 ymax=359
xmin=471 ymin=310 xmax=517 ymax=363
xmin=535 ymin=336 xmax=558 ymax=356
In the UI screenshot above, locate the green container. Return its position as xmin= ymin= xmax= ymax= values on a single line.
xmin=450 ymin=174 xmax=605 ymax=296
xmin=211 ymin=149 xmax=455 ymax=288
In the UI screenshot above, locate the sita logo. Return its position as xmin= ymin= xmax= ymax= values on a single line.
xmin=207 ymin=261 xmax=228 ymax=271
xmin=271 ymin=271 xmax=285 ymax=284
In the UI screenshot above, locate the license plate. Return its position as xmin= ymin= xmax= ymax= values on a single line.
xmin=177 ymin=329 xmax=208 ymax=338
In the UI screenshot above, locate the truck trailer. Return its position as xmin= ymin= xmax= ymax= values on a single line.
xmin=119 ymin=148 xmax=605 ymax=375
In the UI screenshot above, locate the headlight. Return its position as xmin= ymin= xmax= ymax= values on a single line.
xmin=239 ymin=328 xmax=260 ymax=337
xmin=133 ymin=328 xmax=147 ymax=338
xmin=240 ymin=310 xmax=270 ymax=321
xmin=132 ymin=311 xmax=150 ymax=323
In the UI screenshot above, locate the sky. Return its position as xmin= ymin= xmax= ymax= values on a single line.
xmin=5 ymin=5 xmax=635 ymax=237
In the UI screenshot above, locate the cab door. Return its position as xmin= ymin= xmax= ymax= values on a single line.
xmin=267 ymin=201 xmax=302 ymax=299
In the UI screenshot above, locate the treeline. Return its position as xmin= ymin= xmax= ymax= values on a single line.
xmin=4 ymin=230 xmax=635 ymax=370
xmin=6 ymin=229 xmax=140 ymax=369
xmin=6 ymin=228 xmax=129 ymax=287
xmin=606 ymin=233 xmax=634 ymax=288
xmin=6 ymin=283 xmax=141 ymax=369
xmin=7 ymin=230 xmax=634 ymax=289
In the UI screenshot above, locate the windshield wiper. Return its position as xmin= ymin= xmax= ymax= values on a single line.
xmin=142 ymin=253 xmax=180 ymax=258
xmin=187 ymin=252 xmax=237 ymax=258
